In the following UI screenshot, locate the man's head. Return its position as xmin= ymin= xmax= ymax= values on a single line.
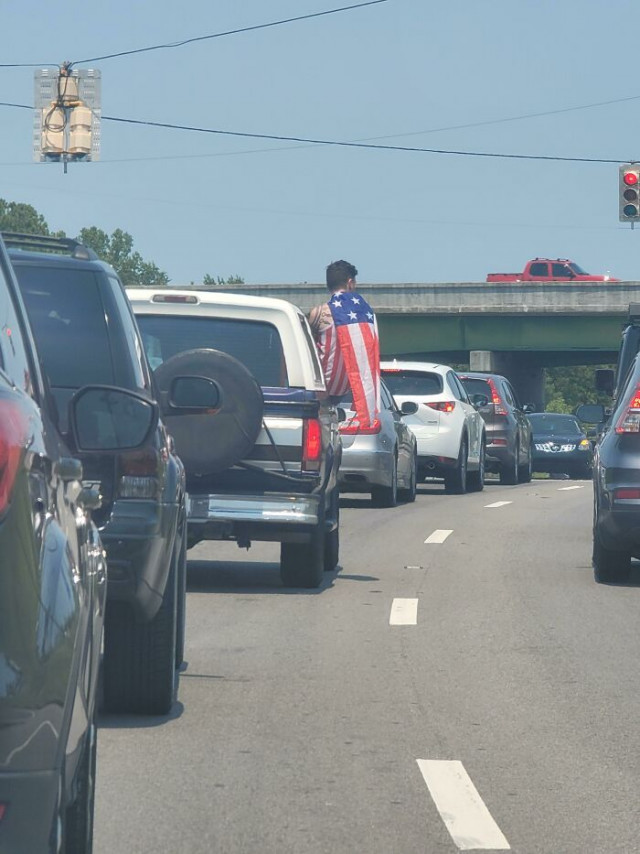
xmin=326 ymin=259 xmax=358 ymax=293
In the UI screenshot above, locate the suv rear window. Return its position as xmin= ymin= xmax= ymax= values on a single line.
xmin=13 ymin=265 xmax=114 ymax=387
xmin=381 ymin=369 xmax=443 ymax=396
xmin=460 ymin=377 xmax=492 ymax=398
xmin=136 ymin=315 xmax=288 ymax=387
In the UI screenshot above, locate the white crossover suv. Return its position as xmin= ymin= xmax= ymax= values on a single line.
xmin=380 ymin=361 xmax=486 ymax=494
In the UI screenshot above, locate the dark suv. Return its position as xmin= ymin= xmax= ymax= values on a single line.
xmin=0 ymin=234 xmax=159 ymax=850
xmin=3 ymin=233 xmax=186 ymax=716
xmin=458 ymin=371 xmax=534 ymax=484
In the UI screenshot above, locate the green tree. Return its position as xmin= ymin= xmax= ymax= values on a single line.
xmin=0 ymin=198 xmax=60 ymax=235
xmin=544 ymin=365 xmax=613 ymax=413
xmin=78 ymin=226 xmax=170 ymax=286
xmin=202 ymin=273 xmax=245 ymax=286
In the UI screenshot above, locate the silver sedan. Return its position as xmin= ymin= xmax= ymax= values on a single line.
xmin=338 ymin=380 xmax=418 ymax=507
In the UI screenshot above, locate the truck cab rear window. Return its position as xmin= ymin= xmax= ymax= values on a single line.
xmin=381 ymin=370 xmax=443 ymax=396
xmin=137 ymin=315 xmax=288 ymax=388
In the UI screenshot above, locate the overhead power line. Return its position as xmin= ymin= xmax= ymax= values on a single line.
xmin=0 ymin=100 xmax=626 ymax=164
xmin=0 ymin=1 xmax=389 ymax=68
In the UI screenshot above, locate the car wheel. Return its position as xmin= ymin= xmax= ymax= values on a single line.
xmin=174 ymin=508 xmax=188 ymax=669
xmin=500 ymin=441 xmax=519 ymax=485
xmin=444 ymin=436 xmax=468 ymax=494
xmin=518 ymin=441 xmax=533 ymax=483
xmin=281 ymin=522 xmax=325 ymax=588
xmin=399 ymin=452 xmax=417 ymax=503
xmin=102 ymin=542 xmax=178 ymax=716
xmin=467 ymin=438 xmax=485 ymax=492
xmin=593 ymin=529 xmax=631 ymax=583
xmin=63 ymin=718 xmax=97 ymax=854
xmin=372 ymin=455 xmax=398 ymax=507
xmin=324 ymin=490 xmax=340 ymax=572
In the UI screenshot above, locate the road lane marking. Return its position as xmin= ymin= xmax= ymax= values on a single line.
xmin=484 ymin=501 xmax=512 ymax=508
xmin=424 ymin=529 xmax=453 ymax=544
xmin=389 ymin=598 xmax=418 ymax=625
xmin=558 ymin=485 xmax=585 ymax=491
xmin=417 ymin=760 xmax=510 ymax=850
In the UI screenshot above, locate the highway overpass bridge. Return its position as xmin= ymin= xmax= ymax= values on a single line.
xmin=187 ymin=280 xmax=640 ymax=410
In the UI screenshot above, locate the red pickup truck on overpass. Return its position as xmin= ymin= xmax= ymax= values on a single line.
xmin=487 ymin=258 xmax=618 ymax=283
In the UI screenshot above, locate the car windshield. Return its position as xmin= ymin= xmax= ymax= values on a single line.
xmin=136 ymin=314 xmax=288 ymax=387
xmin=13 ymin=264 xmax=115 ymax=388
xmin=528 ymin=413 xmax=582 ymax=435
xmin=381 ymin=369 xmax=443 ymax=396
xmin=569 ymin=263 xmax=588 ymax=275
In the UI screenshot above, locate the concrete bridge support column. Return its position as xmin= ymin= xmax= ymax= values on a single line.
xmin=469 ymin=351 xmax=545 ymax=412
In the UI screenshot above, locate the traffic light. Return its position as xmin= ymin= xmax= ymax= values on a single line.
xmin=620 ymin=164 xmax=640 ymax=222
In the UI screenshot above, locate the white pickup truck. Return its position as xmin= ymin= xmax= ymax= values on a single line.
xmin=127 ymin=288 xmax=341 ymax=588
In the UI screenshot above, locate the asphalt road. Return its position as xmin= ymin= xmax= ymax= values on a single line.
xmin=94 ymin=478 xmax=640 ymax=854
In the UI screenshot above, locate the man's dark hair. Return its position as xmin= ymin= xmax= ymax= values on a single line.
xmin=326 ymin=259 xmax=358 ymax=292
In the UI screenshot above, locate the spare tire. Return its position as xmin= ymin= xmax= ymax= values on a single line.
xmin=154 ymin=348 xmax=264 ymax=474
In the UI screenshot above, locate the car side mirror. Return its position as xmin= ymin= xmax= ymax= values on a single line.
xmin=336 ymin=407 xmax=348 ymax=423
xmin=69 ymin=386 xmax=159 ymax=451
xmin=595 ymin=369 xmax=615 ymax=396
xmin=522 ymin=403 xmax=535 ymax=414
xmin=168 ymin=376 xmax=222 ymax=412
xmin=575 ymin=403 xmax=606 ymax=425
xmin=470 ymin=393 xmax=489 ymax=409
xmin=400 ymin=401 xmax=419 ymax=416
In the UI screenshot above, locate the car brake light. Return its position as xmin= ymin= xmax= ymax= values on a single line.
xmin=487 ymin=378 xmax=508 ymax=416
xmin=151 ymin=294 xmax=199 ymax=304
xmin=427 ymin=401 xmax=456 ymax=413
xmin=615 ymin=382 xmax=640 ymax=433
xmin=302 ymin=418 xmax=322 ymax=471
xmin=0 ymin=803 xmax=7 ymax=822
xmin=614 ymin=488 xmax=640 ymax=500
xmin=118 ymin=448 xmax=160 ymax=499
xmin=339 ymin=417 xmax=382 ymax=435
xmin=0 ymin=400 xmax=29 ymax=516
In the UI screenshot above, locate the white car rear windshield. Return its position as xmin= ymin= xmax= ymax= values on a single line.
xmin=137 ymin=314 xmax=288 ymax=387
xmin=381 ymin=369 xmax=443 ymax=396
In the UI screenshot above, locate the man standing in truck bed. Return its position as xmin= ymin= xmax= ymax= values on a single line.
xmin=308 ymin=259 xmax=380 ymax=427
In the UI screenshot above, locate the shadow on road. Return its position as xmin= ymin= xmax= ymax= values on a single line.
xmin=186 ymin=559 xmax=338 ymax=595
xmin=98 ymin=701 xmax=184 ymax=729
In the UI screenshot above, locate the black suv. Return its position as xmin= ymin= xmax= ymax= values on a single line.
xmin=0 ymin=234 xmax=159 ymax=850
xmin=3 ymin=233 xmax=186 ymax=716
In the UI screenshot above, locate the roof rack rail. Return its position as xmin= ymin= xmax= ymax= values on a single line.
xmin=1 ymin=231 xmax=99 ymax=261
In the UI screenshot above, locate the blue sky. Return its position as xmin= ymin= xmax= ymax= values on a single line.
xmin=0 ymin=0 xmax=638 ymax=284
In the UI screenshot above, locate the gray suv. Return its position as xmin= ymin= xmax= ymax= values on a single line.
xmin=459 ymin=371 xmax=534 ymax=484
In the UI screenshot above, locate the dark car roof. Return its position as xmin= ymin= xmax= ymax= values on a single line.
xmin=8 ymin=247 xmax=115 ymax=276
xmin=459 ymin=371 xmax=507 ymax=383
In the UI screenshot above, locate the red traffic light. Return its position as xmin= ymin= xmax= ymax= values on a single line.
xmin=624 ymin=171 xmax=639 ymax=186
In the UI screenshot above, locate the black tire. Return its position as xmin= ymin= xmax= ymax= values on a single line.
xmin=500 ymin=441 xmax=519 ymax=485
xmin=102 ymin=545 xmax=178 ymax=716
xmin=64 ymin=719 xmax=96 ymax=854
xmin=593 ymin=530 xmax=631 ymax=583
xmin=281 ymin=523 xmax=324 ymax=588
xmin=444 ymin=437 xmax=468 ymax=494
xmin=467 ymin=438 xmax=485 ymax=492
xmin=399 ymin=452 xmax=417 ymax=503
xmin=324 ymin=490 xmax=340 ymax=572
xmin=175 ymin=509 xmax=188 ymax=669
xmin=371 ymin=455 xmax=398 ymax=507
xmin=518 ymin=442 xmax=533 ymax=483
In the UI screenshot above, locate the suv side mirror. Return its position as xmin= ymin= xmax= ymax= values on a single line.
xmin=470 ymin=393 xmax=489 ymax=409
xmin=522 ymin=403 xmax=535 ymax=414
xmin=169 ymin=376 xmax=222 ymax=411
xmin=400 ymin=401 xmax=419 ymax=416
xmin=595 ymin=369 xmax=615 ymax=396
xmin=69 ymin=386 xmax=159 ymax=451
xmin=575 ymin=403 xmax=606 ymax=425
xmin=336 ymin=407 xmax=348 ymax=423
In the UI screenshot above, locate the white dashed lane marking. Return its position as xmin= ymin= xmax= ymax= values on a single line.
xmin=558 ymin=485 xmax=585 ymax=491
xmin=389 ymin=598 xmax=418 ymax=626
xmin=484 ymin=501 xmax=513 ymax=509
xmin=424 ymin=529 xmax=453 ymax=544
xmin=417 ymin=760 xmax=510 ymax=850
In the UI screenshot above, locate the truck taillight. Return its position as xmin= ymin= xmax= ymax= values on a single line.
xmin=302 ymin=418 xmax=322 ymax=471
xmin=487 ymin=379 xmax=508 ymax=416
xmin=0 ymin=400 xmax=28 ymax=516
xmin=118 ymin=448 xmax=160 ymax=498
xmin=615 ymin=382 xmax=640 ymax=433
xmin=427 ymin=401 xmax=456 ymax=413
xmin=339 ymin=417 xmax=381 ymax=435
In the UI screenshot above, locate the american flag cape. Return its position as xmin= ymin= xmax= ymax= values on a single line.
xmin=327 ymin=291 xmax=380 ymax=428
